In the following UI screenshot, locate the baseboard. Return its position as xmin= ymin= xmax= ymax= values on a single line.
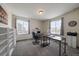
xmin=16 ymin=38 xmax=32 ymax=42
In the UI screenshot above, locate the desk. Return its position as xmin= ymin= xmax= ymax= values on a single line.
xmin=40 ymin=35 xmax=50 ymax=47
xmin=44 ymin=35 xmax=67 ymax=56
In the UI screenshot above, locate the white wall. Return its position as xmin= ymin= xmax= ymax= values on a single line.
xmin=0 ymin=4 xmax=43 ymax=41
xmin=63 ymin=8 xmax=79 ymax=47
xmin=1 ymin=4 xmax=79 ymax=47
xmin=41 ymin=20 xmax=49 ymax=34
xmin=17 ymin=19 xmax=43 ymax=40
xmin=12 ymin=15 xmax=43 ymax=40
xmin=43 ymin=8 xmax=79 ymax=47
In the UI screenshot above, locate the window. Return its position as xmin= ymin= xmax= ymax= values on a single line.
xmin=16 ymin=18 xmax=29 ymax=35
xmin=50 ymin=19 xmax=62 ymax=35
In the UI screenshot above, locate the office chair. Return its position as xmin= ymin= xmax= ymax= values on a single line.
xmin=32 ymin=32 xmax=39 ymax=45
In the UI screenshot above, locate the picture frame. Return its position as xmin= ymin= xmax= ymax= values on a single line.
xmin=0 ymin=5 xmax=8 ymax=25
xmin=68 ymin=20 xmax=77 ymax=27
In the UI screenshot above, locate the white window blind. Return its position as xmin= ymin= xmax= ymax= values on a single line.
xmin=16 ymin=19 xmax=29 ymax=35
xmin=50 ymin=19 xmax=61 ymax=35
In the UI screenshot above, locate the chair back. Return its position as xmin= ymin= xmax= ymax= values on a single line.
xmin=32 ymin=32 xmax=36 ymax=38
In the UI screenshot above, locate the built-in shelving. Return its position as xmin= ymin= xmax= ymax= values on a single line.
xmin=0 ymin=27 xmax=16 ymax=56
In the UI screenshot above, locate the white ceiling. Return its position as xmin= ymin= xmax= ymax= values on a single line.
xmin=5 ymin=3 xmax=79 ymax=20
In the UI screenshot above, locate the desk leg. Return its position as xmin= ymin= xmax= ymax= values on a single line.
xmin=64 ymin=38 xmax=66 ymax=55
xmin=49 ymin=38 xmax=50 ymax=44
xmin=41 ymin=37 xmax=43 ymax=45
xmin=45 ymin=36 xmax=48 ymax=45
xmin=59 ymin=41 xmax=61 ymax=56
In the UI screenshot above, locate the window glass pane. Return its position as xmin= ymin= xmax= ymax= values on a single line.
xmin=50 ymin=21 xmax=56 ymax=34
xmin=17 ymin=19 xmax=23 ymax=34
xmin=50 ymin=20 xmax=61 ymax=35
xmin=55 ymin=20 xmax=61 ymax=34
xmin=16 ymin=19 xmax=29 ymax=35
xmin=23 ymin=21 xmax=28 ymax=34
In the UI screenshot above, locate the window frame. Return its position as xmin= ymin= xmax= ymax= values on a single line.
xmin=49 ymin=19 xmax=62 ymax=35
xmin=16 ymin=16 xmax=30 ymax=35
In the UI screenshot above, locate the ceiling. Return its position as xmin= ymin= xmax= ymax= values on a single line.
xmin=5 ymin=3 xmax=79 ymax=20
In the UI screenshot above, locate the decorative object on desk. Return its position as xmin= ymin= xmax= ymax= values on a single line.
xmin=0 ymin=6 xmax=8 ymax=25
xmin=68 ymin=20 xmax=77 ymax=27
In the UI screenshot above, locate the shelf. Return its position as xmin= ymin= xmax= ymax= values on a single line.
xmin=8 ymin=38 xmax=13 ymax=44
xmin=0 ymin=39 xmax=8 ymax=45
xmin=0 ymin=27 xmax=16 ymax=56
xmin=8 ymin=35 xmax=14 ymax=39
xmin=0 ymin=48 xmax=8 ymax=56
xmin=0 ymin=44 xmax=8 ymax=54
xmin=0 ymin=31 xmax=13 ymax=36
xmin=9 ymin=42 xmax=13 ymax=48
xmin=0 ymin=34 xmax=7 ymax=40
xmin=8 ymin=31 xmax=14 ymax=34
xmin=3 ymin=51 xmax=8 ymax=56
xmin=0 ymin=32 xmax=8 ymax=36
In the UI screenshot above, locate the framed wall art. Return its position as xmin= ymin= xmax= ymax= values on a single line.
xmin=68 ymin=20 xmax=77 ymax=27
xmin=0 ymin=5 xmax=8 ymax=25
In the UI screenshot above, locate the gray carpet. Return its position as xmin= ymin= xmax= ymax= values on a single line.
xmin=12 ymin=40 xmax=79 ymax=56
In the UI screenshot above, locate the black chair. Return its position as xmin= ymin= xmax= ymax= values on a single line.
xmin=37 ymin=31 xmax=40 ymax=33
xmin=32 ymin=32 xmax=39 ymax=45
